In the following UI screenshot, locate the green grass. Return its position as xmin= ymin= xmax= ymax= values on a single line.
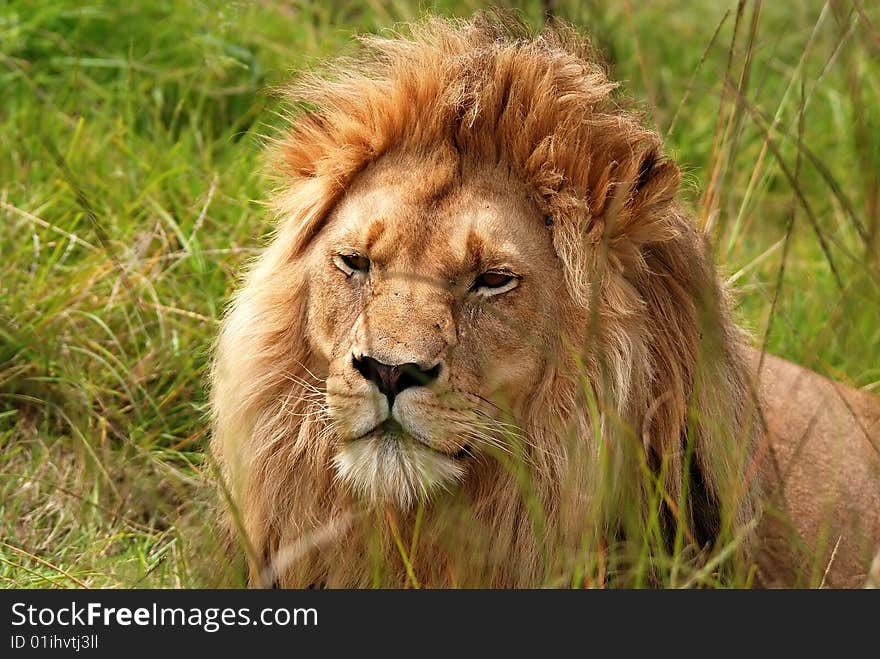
xmin=1 ymin=0 xmax=878 ymax=588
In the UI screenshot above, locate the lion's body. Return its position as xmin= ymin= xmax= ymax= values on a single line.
xmin=751 ymin=350 xmax=880 ymax=587
xmin=210 ymin=14 xmax=880 ymax=588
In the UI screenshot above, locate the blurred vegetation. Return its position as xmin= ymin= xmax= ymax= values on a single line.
xmin=1 ymin=0 xmax=878 ymax=587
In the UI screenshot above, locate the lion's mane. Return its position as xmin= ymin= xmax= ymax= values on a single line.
xmin=211 ymin=14 xmax=761 ymax=587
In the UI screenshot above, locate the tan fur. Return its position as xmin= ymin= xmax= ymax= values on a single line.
xmin=749 ymin=350 xmax=880 ymax=587
xmin=210 ymin=14 xmax=880 ymax=587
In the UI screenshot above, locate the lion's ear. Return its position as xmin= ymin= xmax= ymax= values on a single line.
xmin=631 ymin=146 xmax=679 ymax=203
xmin=635 ymin=147 xmax=659 ymax=193
xmin=604 ymin=145 xmax=682 ymax=254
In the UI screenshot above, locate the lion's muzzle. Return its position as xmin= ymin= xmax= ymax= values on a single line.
xmin=352 ymin=354 xmax=441 ymax=406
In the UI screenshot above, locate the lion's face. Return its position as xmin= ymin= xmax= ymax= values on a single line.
xmin=304 ymin=148 xmax=565 ymax=507
xmin=211 ymin=15 xmax=762 ymax=587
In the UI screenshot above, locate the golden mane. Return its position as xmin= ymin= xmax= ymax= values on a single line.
xmin=211 ymin=13 xmax=762 ymax=587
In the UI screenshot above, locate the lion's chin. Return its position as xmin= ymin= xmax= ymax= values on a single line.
xmin=332 ymin=433 xmax=465 ymax=509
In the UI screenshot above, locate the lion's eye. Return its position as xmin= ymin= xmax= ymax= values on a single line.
xmin=471 ymin=271 xmax=519 ymax=296
xmin=334 ymin=253 xmax=371 ymax=276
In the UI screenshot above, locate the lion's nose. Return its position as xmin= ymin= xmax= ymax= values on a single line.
xmin=352 ymin=355 xmax=440 ymax=406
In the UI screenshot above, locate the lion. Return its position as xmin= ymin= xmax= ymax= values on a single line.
xmin=210 ymin=14 xmax=880 ymax=588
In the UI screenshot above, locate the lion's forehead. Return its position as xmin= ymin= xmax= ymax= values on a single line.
xmin=326 ymin=160 xmax=552 ymax=277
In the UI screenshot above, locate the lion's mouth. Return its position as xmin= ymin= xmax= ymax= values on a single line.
xmin=357 ymin=418 xmax=471 ymax=461
xmin=377 ymin=417 xmax=405 ymax=437
xmin=333 ymin=417 xmax=470 ymax=508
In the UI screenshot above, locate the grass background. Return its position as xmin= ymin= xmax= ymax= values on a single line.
xmin=1 ymin=0 xmax=878 ymax=588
